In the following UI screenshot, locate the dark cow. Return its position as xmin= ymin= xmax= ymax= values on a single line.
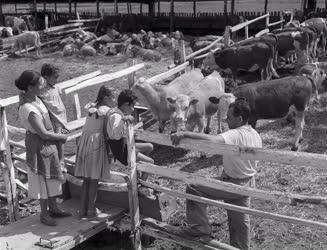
xmin=209 ymin=68 xmax=327 ymax=151
xmin=271 ymin=29 xmax=310 ymax=68
xmin=301 ymin=18 xmax=327 ymax=53
xmin=202 ymin=42 xmax=274 ymax=81
xmin=4 ymin=16 xmax=28 ymax=34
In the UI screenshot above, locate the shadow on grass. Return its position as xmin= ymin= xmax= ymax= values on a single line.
xmin=179 ymin=154 xmax=222 ymax=173
xmin=151 ymin=144 xmax=189 ymax=165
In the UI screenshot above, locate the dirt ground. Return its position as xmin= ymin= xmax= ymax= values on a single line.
xmin=1 ymin=43 xmax=327 ymax=250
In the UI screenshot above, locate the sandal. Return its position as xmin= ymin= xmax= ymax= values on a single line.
xmin=40 ymin=214 xmax=57 ymax=226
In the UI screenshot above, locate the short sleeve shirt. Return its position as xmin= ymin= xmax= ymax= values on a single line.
xmin=106 ymin=107 xmax=127 ymax=140
xmin=220 ymin=125 xmax=263 ymax=179
xmin=39 ymin=85 xmax=67 ymax=124
xmin=18 ymin=98 xmax=48 ymax=134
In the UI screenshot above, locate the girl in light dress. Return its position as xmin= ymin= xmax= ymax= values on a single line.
xmin=74 ymin=85 xmax=116 ymax=218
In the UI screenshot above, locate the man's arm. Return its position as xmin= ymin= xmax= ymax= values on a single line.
xmin=171 ymin=131 xmax=225 ymax=146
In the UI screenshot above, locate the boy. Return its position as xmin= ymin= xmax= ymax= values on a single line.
xmin=39 ymin=63 xmax=68 ymax=168
xmin=106 ymin=89 xmax=154 ymax=170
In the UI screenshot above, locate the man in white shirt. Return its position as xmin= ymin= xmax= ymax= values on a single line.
xmin=171 ymin=98 xmax=262 ymax=250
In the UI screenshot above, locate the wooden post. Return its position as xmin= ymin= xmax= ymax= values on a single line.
xmin=68 ymin=0 xmax=72 ymax=19
xmin=114 ymin=0 xmax=118 ymax=16
xmin=127 ymin=1 xmax=130 ymax=15
xmin=15 ymin=1 xmax=17 ymax=14
xmin=193 ymin=0 xmax=196 ymax=17
xmin=73 ymin=93 xmax=82 ymax=120
xmin=96 ymin=0 xmax=100 ymax=17
xmin=169 ymin=0 xmax=174 ymax=33
xmin=231 ymin=0 xmax=235 ymax=16
xmin=179 ymin=40 xmax=186 ymax=74
xmin=223 ymin=25 xmax=231 ymax=47
xmin=224 ymin=0 xmax=227 ymax=24
xmin=245 ymin=19 xmax=249 ymax=39
xmin=280 ymin=13 xmax=284 ymax=29
xmin=264 ymin=0 xmax=268 ymax=14
xmin=128 ymin=60 xmax=137 ymax=89
xmin=325 ymin=0 xmax=327 ymax=11
xmin=43 ymin=1 xmax=46 ymax=12
xmin=140 ymin=3 xmax=143 ymax=15
xmin=54 ymin=2 xmax=57 ymax=16
xmin=157 ymin=0 xmax=160 ymax=15
xmin=265 ymin=15 xmax=269 ymax=29
xmin=0 ymin=108 xmax=18 ymax=222
xmin=126 ymin=123 xmax=142 ymax=250
xmin=149 ymin=2 xmax=155 ymax=17
xmin=34 ymin=0 xmax=37 ymax=21
xmin=74 ymin=2 xmax=77 ymax=16
xmin=45 ymin=14 xmax=48 ymax=30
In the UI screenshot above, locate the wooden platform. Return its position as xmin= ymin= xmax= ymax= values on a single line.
xmin=0 ymin=199 xmax=126 ymax=250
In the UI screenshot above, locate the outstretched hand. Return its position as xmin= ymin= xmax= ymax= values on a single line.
xmin=170 ymin=132 xmax=185 ymax=146
xmin=123 ymin=115 xmax=134 ymax=123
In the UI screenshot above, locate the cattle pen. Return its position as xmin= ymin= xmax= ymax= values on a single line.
xmin=1 ymin=12 xmax=327 ymax=249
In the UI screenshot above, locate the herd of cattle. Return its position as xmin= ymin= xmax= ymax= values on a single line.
xmin=133 ymin=17 xmax=327 ymax=152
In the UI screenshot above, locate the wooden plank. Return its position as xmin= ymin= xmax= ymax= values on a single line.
xmin=185 ymin=37 xmax=223 ymax=60
xmin=7 ymin=125 xmax=25 ymax=135
xmin=0 ymin=107 xmax=18 ymax=222
xmin=146 ymin=62 xmax=189 ymax=85
xmin=268 ymin=19 xmax=284 ymax=27
xmin=0 ymin=199 xmax=126 ymax=250
xmin=142 ymin=218 xmax=238 ymax=250
xmin=138 ymin=164 xmax=327 ymax=205
xmin=126 ymin=122 xmax=142 ymax=249
xmin=255 ymin=28 xmax=269 ymax=37
xmin=73 ymin=93 xmax=82 ymax=120
xmin=43 ymin=23 xmax=84 ymax=33
xmin=139 ymin=180 xmax=327 ymax=231
xmin=0 ymin=95 xmax=19 ymax=108
xmin=58 ymin=70 xmax=102 ymax=92
xmin=231 ymin=14 xmax=269 ymax=32
xmin=67 ymin=18 xmax=101 ymax=23
xmin=135 ymin=130 xmax=327 ymax=170
xmin=64 ymin=63 xmax=145 ymax=94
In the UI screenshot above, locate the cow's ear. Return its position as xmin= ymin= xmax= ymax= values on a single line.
xmin=189 ymin=99 xmax=199 ymax=105
xmin=167 ymin=97 xmax=176 ymax=104
xmin=209 ymin=96 xmax=220 ymax=104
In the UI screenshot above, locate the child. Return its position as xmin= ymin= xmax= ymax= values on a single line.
xmin=106 ymin=89 xmax=154 ymax=173
xmin=39 ymin=63 xmax=68 ymax=168
xmin=74 ymin=85 xmax=116 ymax=218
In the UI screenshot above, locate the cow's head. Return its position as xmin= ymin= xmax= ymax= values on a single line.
xmin=201 ymin=51 xmax=220 ymax=76
xmin=310 ymin=67 xmax=327 ymax=93
xmin=167 ymin=94 xmax=191 ymax=132
xmin=209 ymin=93 xmax=236 ymax=120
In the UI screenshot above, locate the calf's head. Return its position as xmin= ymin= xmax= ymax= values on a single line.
xmin=209 ymin=93 xmax=236 ymax=120
xmin=167 ymin=94 xmax=194 ymax=132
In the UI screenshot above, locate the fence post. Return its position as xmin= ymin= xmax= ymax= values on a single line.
xmin=169 ymin=0 xmax=174 ymax=33
xmin=128 ymin=59 xmax=137 ymax=89
xmin=223 ymin=25 xmax=231 ymax=47
xmin=245 ymin=19 xmax=249 ymax=39
xmin=126 ymin=122 xmax=142 ymax=250
xmin=280 ymin=13 xmax=284 ymax=29
xmin=45 ymin=14 xmax=49 ymax=30
xmin=0 ymin=107 xmax=18 ymax=222
xmin=265 ymin=14 xmax=269 ymax=29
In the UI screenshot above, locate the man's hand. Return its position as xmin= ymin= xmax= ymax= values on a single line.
xmin=170 ymin=132 xmax=185 ymax=146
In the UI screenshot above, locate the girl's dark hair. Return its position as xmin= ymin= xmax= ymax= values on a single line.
xmin=95 ymin=85 xmax=114 ymax=105
xmin=117 ymin=89 xmax=137 ymax=107
xmin=41 ymin=63 xmax=59 ymax=78
xmin=229 ymin=97 xmax=251 ymax=123
xmin=15 ymin=70 xmax=42 ymax=91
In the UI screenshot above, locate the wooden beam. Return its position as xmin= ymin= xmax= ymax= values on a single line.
xmin=231 ymin=14 xmax=269 ymax=33
xmin=145 ymin=62 xmax=189 ymax=85
xmin=74 ymin=1 xmax=77 ymax=16
xmin=58 ymin=70 xmax=102 ymax=92
xmin=135 ymin=130 xmax=327 ymax=170
xmin=54 ymin=1 xmax=57 ymax=15
xmin=67 ymin=18 xmax=101 ymax=23
xmin=139 ymin=181 xmax=327 ymax=231
xmin=157 ymin=0 xmax=160 ymax=15
xmin=137 ymin=164 xmax=327 ymax=205
xmin=0 ymin=2 xmax=3 ymax=26
xmin=43 ymin=1 xmax=46 ymax=12
xmin=43 ymin=22 xmax=83 ymax=33
xmin=193 ymin=0 xmax=196 ymax=17
xmin=68 ymin=0 xmax=72 ymax=19
xmin=186 ymin=37 xmax=223 ymax=60
xmin=114 ymin=0 xmax=118 ymax=15
xmin=127 ymin=123 xmax=142 ymax=249
xmin=64 ymin=63 xmax=145 ymax=94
